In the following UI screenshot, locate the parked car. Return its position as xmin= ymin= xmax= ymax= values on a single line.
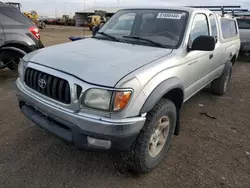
xmin=37 ymin=18 xmax=46 ymax=29
xmin=0 ymin=2 xmax=44 ymax=71
xmin=236 ymin=15 xmax=250 ymax=55
xmin=16 ymin=6 xmax=240 ymax=173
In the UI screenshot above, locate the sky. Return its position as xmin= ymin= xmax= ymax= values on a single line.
xmin=2 ymin=0 xmax=250 ymax=17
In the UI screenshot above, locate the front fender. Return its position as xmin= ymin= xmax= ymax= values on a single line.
xmin=140 ymin=77 xmax=184 ymax=114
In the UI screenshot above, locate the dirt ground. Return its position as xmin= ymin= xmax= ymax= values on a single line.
xmin=40 ymin=25 xmax=92 ymax=46
xmin=0 ymin=25 xmax=249 ymax=188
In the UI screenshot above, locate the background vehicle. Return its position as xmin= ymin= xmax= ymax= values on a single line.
xmin=57 ymin=15 xmax=75 ymax=26
xmin=86 ymin=15 xmax=103 ymax=30
xmin=5 ymin=2 xmax=45 ymax=29
xmin=236 ymin=14 xmax=250 ymax=56
xmin=86 ymin=10 xmax=107 ymax=30
xmin=23 ymin=11 xmax=46 ymax=29
xmin=16 ymin=5 xmax=240 ymax=173
xmin=37 ymin=18 xmax=46 ymax=29
xmin=0 ymin=2 xmax=44 ymax=71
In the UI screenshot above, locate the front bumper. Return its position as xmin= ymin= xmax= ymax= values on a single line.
xmin=16 ymin=79 xmax=146 ymax=151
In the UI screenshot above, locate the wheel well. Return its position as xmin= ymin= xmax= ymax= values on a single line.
xmin=231 ymin=55 xmax=237 ymax=66
xmin=162 ymin=88 xmax=183 ymax=136
xmin=2 ymin=43 xmax=31 ymax=53
xmin=162 ymin=88 xmax=183 ymax=110
xmin=0 ymin=44 xmax=28 ymax=64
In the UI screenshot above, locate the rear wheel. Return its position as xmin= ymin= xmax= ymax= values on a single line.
xmin=0 ymin=49 xmax=27 ymax=71
xmin=211 ymin=62 xmax=232 ymax=96
xmin=124 ymin=98 xmax=177 ymax=173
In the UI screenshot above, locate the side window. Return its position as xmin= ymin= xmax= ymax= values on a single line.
xmin=221 ymin=18 xmax=238 ymax=39
xmin=230 ymin=20 xmax=237 ymax=35
xmin=190 ymin=14 xmax=209 ymax=42
xmin=209 ymin=14 xmax=218 ymax=40
xmin=237 ymin=19 xmax=250 ymax=29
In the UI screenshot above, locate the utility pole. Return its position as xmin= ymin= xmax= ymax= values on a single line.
xmin=64 ymin=0 xmax=67 ymax=15
xmin=83 ymin=0 xmax=86 ymax=37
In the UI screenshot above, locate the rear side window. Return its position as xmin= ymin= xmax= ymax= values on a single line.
xmin=209 ymin=14 xmax=218 ymax=39
xmin=190 ymin=14 xmax=209 ymax=41
xmin=0 ymin=7 xmax=31 ymax=25
xmin=221 ymin=18 xmax=238 ymax=39
xmin=237 ymin=19 xmax=250 ymax=29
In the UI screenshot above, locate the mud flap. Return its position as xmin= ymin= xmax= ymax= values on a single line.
xmin=174 ymin=109 xmax=180 ymax=135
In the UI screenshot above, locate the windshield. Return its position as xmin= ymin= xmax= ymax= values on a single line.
xmin=237 ymin=18 xmax=250 ymax=29
xmin=96 ymin=9 xmax=189 ymax=48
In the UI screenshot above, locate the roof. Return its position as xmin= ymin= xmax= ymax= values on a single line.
xmin=76 ymin=5 xmax=242 ymax=20
xmin=76 ymin=4 xmax=245 ymax=16
xmin=77 ymin=5 xmax=207 ymax=14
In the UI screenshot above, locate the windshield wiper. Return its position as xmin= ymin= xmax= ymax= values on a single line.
xmin=123 ymin=35 xmax=165 ymax=48
xmin=96 ymin=32 xmax=119 ymax=41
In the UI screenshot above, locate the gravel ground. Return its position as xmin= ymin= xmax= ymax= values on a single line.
xmin=0 ymin=26 xmax=249 ymax=188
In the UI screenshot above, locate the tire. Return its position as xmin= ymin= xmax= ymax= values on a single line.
xmin=211 ymin=62 xmax=232 ymax=96
xmin=0 ymin=49 xmax=26 ymax=71
xmin=124 ymin=98 xmax=177 ymax=173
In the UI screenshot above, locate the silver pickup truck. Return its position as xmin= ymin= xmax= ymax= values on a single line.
xmin=16 ymin=6 xmax=240 ymax=173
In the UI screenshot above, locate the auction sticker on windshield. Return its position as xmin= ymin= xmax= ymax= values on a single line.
xmin=157 ymin=13 xmax=184 ymax=19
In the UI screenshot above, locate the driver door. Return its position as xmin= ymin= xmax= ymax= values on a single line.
xmin=185 ymin=13 xmax=213 ymax=98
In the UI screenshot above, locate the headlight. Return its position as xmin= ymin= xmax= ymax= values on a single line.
xmin=82 ymin=89 xmax=112 ymax=110
xmin=81 ymin=88 xmax=132 ymax=111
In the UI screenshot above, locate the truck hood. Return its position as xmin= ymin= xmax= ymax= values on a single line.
xmin=23 ymin=38 xmax=172 ymax=87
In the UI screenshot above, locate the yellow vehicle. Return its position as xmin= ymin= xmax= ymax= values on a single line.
xmin=23 ymin=11 xmax=45 ymax=29
xmin=85 ymin=15 xmax=101 ymax=31
xmin=23 ymin=11 xmax=38 ymax=23
xmin=86 ymin=15 xmax=107 ymax=31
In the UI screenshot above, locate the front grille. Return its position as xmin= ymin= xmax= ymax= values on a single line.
xmin=24 ymin=68 xmax=71 ymax=104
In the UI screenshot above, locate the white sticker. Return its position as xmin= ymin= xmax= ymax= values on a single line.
xmin=157 ymin=13 xmax=184 ymax=19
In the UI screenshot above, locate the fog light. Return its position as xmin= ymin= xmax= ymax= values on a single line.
xmin=87 ymin=136 xmax=111 ymax=149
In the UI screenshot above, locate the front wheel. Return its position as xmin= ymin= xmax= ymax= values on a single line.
xmin=124 ymin=98 xmax=177 ymax=173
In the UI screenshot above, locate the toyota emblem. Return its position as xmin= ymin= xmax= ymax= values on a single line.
xmin=38 ymin=78 xmax=46 ymax=89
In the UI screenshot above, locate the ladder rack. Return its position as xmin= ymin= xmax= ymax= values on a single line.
xmin=187 ymin=5 xmax=248 ymax=17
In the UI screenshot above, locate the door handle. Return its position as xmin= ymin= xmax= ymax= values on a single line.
xmin=209 ymin=54 xmax=213 ymax=59
xmin=188 ymin=60 xmax=198 ymax=65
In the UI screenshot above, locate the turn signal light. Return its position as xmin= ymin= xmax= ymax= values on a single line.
xmin=113 ymin=91 xmax=132 ymax=111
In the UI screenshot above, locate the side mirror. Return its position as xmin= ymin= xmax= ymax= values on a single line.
xmin=189 ymin=35 xmax=216 ymax=51
xmin=92 ymin=25 xmax=100 ymax=36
